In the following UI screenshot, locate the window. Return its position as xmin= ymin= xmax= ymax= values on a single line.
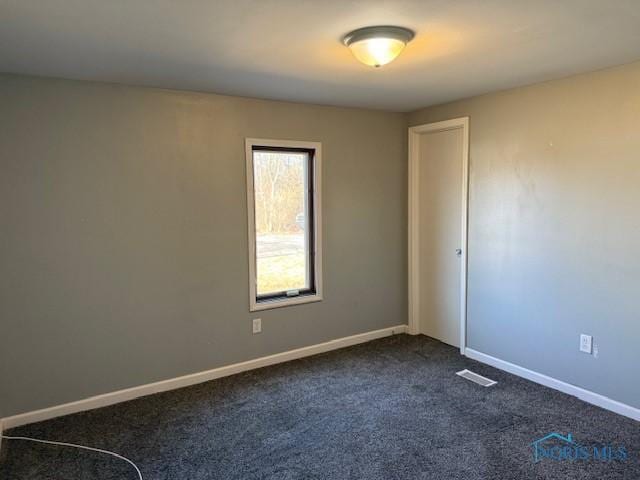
xmin=246 ymin=139 xmax=322 ymax=311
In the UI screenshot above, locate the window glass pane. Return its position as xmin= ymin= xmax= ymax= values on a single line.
xmin=253 ymin=150 xmax=309 ymax=296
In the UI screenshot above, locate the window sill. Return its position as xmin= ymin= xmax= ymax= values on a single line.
xmin=250 ymin=293 xmax=323 ymax=312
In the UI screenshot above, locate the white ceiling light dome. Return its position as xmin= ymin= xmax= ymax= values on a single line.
xmin=342 ymin=26 xmax=415 ymax=68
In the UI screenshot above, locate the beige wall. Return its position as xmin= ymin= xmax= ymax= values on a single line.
xmin=409 ymin=61 xmax=640 ymax=408
xmin=0 ymin=74 xmax=407 ymax=417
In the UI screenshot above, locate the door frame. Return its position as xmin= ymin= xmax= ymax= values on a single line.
xmin=408 ymin=117 xmax=469 ymax=354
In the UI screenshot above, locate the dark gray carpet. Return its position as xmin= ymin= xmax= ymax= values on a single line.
xmin=1 ymin=334 xmax=638 ymax=479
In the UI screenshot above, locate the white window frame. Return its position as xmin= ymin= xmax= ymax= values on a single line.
xmin=245 ymin=138 xmax=323 ymax=311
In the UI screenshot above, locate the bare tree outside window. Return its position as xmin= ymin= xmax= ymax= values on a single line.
xmin=253 ymin=150 xmax=310 ymax=295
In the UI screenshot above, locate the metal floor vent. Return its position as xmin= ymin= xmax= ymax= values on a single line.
xmin=456 ymin=369 xmax=497 ymax=387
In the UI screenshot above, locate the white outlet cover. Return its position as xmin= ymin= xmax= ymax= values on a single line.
xmin=252 ymin=318 xmax=262 ymax=334
xmin=580 ymin=334 xmax=592 ymax=354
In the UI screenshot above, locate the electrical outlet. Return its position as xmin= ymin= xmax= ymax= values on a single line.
xmin=252 ymin=318 xmax=262 ymax=334
xmin=580 ymin=334 xmax=592 ymax=354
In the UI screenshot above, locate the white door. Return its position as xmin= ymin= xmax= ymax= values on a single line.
xmin=409 ymin=119 xmax=468 ymax=350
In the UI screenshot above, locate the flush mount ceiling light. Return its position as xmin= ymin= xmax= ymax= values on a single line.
xmin=343 ymin=25 xmax=415 ymax=68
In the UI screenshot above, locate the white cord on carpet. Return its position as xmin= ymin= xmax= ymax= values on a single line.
xmin=1 ymin=435 xmax=143 ymax=480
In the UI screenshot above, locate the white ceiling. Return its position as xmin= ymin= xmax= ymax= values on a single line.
xmin=2 ymin=0 xmax=640 ymax=111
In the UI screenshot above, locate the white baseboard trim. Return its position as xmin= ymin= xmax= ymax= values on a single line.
xmin=1 ymin=325 xmax=407 ymax=430
xmin=465 ymin=348 xmax=640 ymax=422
